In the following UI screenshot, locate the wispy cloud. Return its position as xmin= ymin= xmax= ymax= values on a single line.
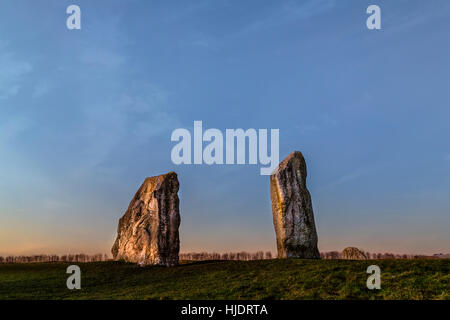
xmin=385 ymin=2 xmax=450 ymax=33
xmin=296 ymin=124 xmax=320 ymax=134
xmin=234 ymin=0 xmax=336 ymax=37
xmin=0 ymin=116 xmax=33 ymax=146
xmin=77 ymin=83 xmax=179 ymax=171
xmin=0 ymin=51 xmax=32 ymax=99
xmin=192 ymin=39 xmax=210 ymax=48
xmin=80 ymin=49 xmax=126 ymax=68
xmin=32 ymin=81 xmax=52 ymax=98
xmin=159 ymin=1 xmax=211 ymax=23
xmin=320 ymin=165 xmax=375 ymax=190
xmin=294 ymin=114 xmax=337 ymax=135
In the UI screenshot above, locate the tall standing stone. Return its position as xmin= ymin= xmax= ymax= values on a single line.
xmin=112 ymin=172 xmax=180 ymax=267
xmin=270 ymin=151 xmax=320 ymax=259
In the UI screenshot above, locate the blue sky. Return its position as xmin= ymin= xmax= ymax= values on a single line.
xmin=0 ymin=0 xmax=449 ymax=255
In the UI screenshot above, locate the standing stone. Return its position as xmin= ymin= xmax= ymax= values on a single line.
xmin=270 ymin=151 xmax=320 ymax=259
xmin=341 ymin=247 xmax=367 ymax=260
xmin=112 ymin=172 xmax=180 ymax=267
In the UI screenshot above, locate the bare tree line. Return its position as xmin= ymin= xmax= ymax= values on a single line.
xmin=320 ymin=251 xmax=434 ymax=260
xmin=0 ymin=251 xmax=442 ymax=263
xmin=0 ymin=253 xmax=109 ymax=263
xmin=179 ymin=251 xmax=272 ymax=261
xmin=181 ymin=251 xmax=438 ymax=261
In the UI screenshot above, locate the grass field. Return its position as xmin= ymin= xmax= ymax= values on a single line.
xmin=0 ymin=259 xmax=448 ymax=300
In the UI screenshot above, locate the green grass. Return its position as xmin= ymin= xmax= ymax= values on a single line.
xmin=0 ymin=259 xmax=448 ymax=300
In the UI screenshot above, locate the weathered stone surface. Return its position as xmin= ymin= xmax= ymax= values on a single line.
xmin=270 ymin=151 xmax=320 ymax=259
xmin=341 ymin=247 xmax=367 ymax=260
xmin=112 ymin=172 xmax=180 ymax=267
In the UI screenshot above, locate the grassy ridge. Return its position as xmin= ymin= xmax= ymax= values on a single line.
xmin=0 ymin=259 xmax=448 ymax=300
